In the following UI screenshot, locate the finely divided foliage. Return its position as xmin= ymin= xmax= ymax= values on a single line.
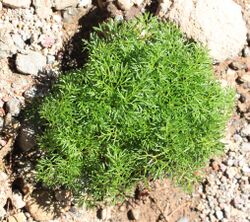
xmin=36 ymin=15 xmax=234 ymax=203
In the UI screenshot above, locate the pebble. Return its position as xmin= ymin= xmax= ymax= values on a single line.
xmin=117 ymin=0 xmax=134 ymax=10
xmin=11 ymin=191 xmax=25 ymax=209
xmin=215 ymin=210 xmax=224 ymax=220
xmin=241 ymin=142 xmax=250 ymax=152
xmin=99 ymin=207 xmax=112 ymax=220
xmin=16 ymin=52 xmax=46 ymax=75
xmin=243 ymin=46 xmax=250 ymax=57
xmin=240 ymin=124 xmax=250 ymax=137
xmin=79 ymin=0 xmax=92 ymax=7
xmin=6 ymin=97 xmax=21 ymax=117
xmin=128 ymin=208 xmax=140 ymax=220
xmin=242 ymin=165 xmax=250 ymax=174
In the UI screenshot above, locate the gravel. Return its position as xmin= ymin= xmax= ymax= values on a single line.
xmin=195 ymin=58 xmax=250 ymax=222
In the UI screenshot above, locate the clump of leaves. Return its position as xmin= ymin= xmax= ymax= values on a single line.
xmin=36 ymin=15 xmax=234 ymax=203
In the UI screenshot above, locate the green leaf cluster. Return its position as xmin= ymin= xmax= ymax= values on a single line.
xmin=36 ymin=15 xmax=235 ymax=203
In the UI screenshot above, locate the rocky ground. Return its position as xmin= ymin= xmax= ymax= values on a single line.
xmin=0 ymin=0 xmax=250 ymax=222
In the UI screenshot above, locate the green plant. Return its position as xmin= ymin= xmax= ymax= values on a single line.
xmin=36 ymin=15 xmax=234 ymax=203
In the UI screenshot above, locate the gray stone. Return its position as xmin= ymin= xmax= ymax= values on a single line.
xmin=2 ymin=0 xmax=31 ymax=8
xmin=215 ymin=210 xmax=224 ymax=220
xmin=23 ymin=86 xmax=38 ymax=101
xmin=16 ymin=52 xmax=46 ymax=75
xmin=11 ymin=191 xmax=25 ymax=209
xmin=47 ymin=55 xmax=55 ymax=64
xmin=164 ymin=0 xmax=247 ymax=61
xmin=12 ymin=34 xmax=25 ymax=51
xmin=17 ymin=124 xmax=36 ymax=152
xmin=6 ymin=97 xmax=21 ymax=117
xmin=54 ymin=0 xmax=78 ymax=10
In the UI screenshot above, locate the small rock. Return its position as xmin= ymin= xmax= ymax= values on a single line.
xmin=99 ymin=208 xmax=112 ymax=220
xmin=33 ymin=0 xmax=52 ymax=9
xmin=233 ymin=134 xmax=243 ymax=143
xmin=6 ymin=97 xmax=21 ymax=117
xmin=215 ymin=210 xmax=224 ymax=220
xmin=229 ymin=61 xmax=247 ymax=71
xmin=62 ymin=7 xmax=89 ymax=23
xmin=166 ymin=0 xmax=247 ymax=61
xmin=0 ymin=31 xmax=17 ymax=59
xmin=117 ymin=0 xmax=133 ymax=10
xmin=241 ymin=125 xmax=250 ymax=137
xmin=0 ymin=117 xmax=4 ymax=131
xmin=35 ymin=7 xmax=53 ymax=18
xmin=12 ymin=34 xmax=25 ymax=51
xmin=156 ymin=0 xmax=172 ymax=17
xmin=177 ymin=216 xmax=189 ymax=222
xmin=7 ymin=213 xmax=26 ymax=222
xmin=240 ymin=74 xmax=250 ymax=83
xmin=242 ymin=165 xmax=250 ymax=174
xmin=11 ymin=191 xmax=25 ymax=209
xmin=241 ymin=142 xmax=250 ymax=152
xmin=132 ymin=0 xmax=144 ymax=6
xmin=78 ymin=0 xmax=92 ymax=7
xmin=211 ymin=160 xmax=220 ymax=171
xmin=0 ymin=177 xmax=10 ymax=210
xmin=17 ymin=124 xmax=36 ymax=152
xmin=226 ymin=167 xmax=237 ymax=179
xmin=23 ymin=87 xmax=38 ymax=101
xmin=47 ymin=55 xmax=55 ymax=64
xmin=54 ymin=0 xmax=78 ymax=10
xmin=33 ymin=0 xmax=53 ymax=18
xmin=128 ymin=208 xmax=140 ymax=220
xmin=2 ymin=0 xmax=31 ymax=8
xmin=16 ymin=52 xmax=46 ymax=75
xmin=40 ymin=35 xmax=55 ymax=48
xmin=243 ymin=46 xmax=250 ymax=57
xmin=0 ymin=207 xmax=6 ymax=220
